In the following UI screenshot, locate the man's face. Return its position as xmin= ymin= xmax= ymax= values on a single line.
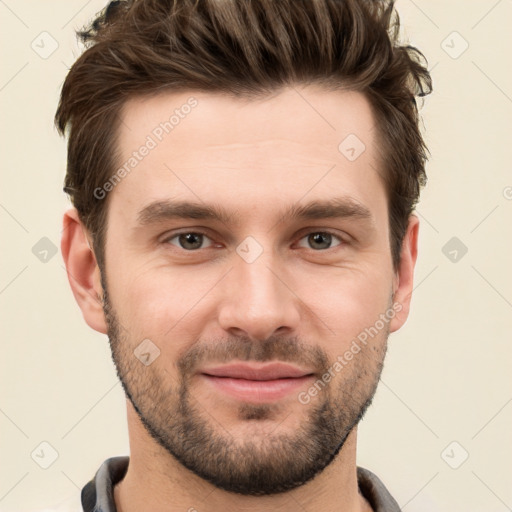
xmin=99 ymin=86 xmax=403 ymax=495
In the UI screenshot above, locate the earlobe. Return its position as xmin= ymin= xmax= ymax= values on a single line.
xmin=61 ymin=208 xmax=108 ymax=334
xmin=389 ymin=215 xmax=419 ymax=333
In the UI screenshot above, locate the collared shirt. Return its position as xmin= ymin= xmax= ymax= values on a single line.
xmin=49 ymin=456 xmax=401 ymax=511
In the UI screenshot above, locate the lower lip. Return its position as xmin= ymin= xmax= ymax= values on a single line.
xmin=201 ymin=374 xmax=315 ymax=403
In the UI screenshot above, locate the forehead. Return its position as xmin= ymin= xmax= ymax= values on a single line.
xmin=109 ymin=86 xmax=386 ymax=229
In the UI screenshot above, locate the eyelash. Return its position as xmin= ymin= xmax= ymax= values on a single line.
xmin=161 ymin=229 xmax=347 ymax=252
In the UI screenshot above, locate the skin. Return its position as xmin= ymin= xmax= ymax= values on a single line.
xmin=61 ymin=85 xmax=419 ymax=512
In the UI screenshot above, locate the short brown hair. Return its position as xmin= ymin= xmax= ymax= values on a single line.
xmin=55 ymin=0 xmax=432 ymax=272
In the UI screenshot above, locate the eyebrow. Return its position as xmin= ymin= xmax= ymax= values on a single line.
xmin=136 ymin=196 xmax=374 ymax=228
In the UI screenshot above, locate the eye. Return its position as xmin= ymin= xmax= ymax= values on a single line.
xmin=296 ymin=231 xmax=344 ymax=251
xmin=162 ymin=229 xmax=346 ymax=253
xmin=165 ymin=231 xmax=214 ymax=251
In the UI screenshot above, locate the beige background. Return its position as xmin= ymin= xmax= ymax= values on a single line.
xmin=1 ymin=1 xmax=511 ymax=511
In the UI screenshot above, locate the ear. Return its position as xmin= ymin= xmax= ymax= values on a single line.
xmin=389 ymin=215 xmax=419 ymax=333
xmin=61 ymin=208 xmax=108 ymax=334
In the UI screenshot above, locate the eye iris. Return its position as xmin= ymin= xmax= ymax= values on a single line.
xmin=179 ymin=233 xmax=203 ymax=250
xmin=309 ymin=232 xmax=331 ymax=250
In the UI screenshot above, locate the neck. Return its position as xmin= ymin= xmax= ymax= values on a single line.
xmin=114 ymin=401 xmax=373 ymax=512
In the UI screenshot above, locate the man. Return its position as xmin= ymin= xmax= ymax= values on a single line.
xmin=57 ymin=0 xmax=432 ymax=510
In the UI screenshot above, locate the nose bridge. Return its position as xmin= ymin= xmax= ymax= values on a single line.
xmin=239 ymin=248 xmax=281 ymax=305
xmin=218 ymin=237 xmax=300 ymax=340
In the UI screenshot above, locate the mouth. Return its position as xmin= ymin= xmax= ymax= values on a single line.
xmin=199 ymin=362 xmax=316 ymax=403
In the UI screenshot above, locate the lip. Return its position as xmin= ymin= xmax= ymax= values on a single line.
xmin=199 ymin=362 xmax=315 ymax=403
xmin=200 ymin=362 xmax=313 ymax=380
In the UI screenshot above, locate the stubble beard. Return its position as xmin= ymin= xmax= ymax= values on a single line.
xmin=101 ymin=281 xmax=388 ymax=496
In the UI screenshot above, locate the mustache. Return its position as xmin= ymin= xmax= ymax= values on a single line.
xmin=101 ymin=289 xmax=330 ymax=378
xmin=177 ymin=335 xmax=329 ymax=377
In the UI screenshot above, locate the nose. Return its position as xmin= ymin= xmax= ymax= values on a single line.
xmin=217 ymin=248 xmax=301 ymax=342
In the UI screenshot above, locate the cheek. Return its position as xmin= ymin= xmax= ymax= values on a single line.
xmin=306 ymin=266 xmax=392 ymax=344
xmin=106 ymin=241 xmax=393 ymax=353
xmin=108 ymin=262 xmax=215 ymax=347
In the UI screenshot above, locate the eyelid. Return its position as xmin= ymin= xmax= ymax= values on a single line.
xmin=161 ymin=228 xmax=349 ymax=251
xmin=294 ymin=230 xmax=345 ymax=249
xmin=162 ymin=229 xmax=216 ymax=249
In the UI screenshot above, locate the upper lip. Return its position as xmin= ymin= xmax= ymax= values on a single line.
xmin=200 ymin=362 xmax=314 ymax=381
